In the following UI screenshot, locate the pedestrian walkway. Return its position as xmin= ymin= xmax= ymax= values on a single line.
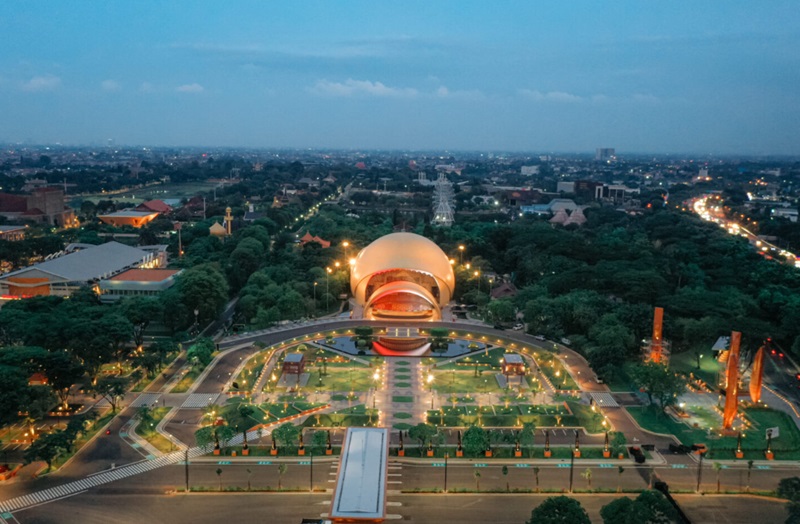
xmin=129 ymin=393 xmax=161 ymax=408
xmin=589 ymin=392 xmax=619 ymax=408
xmin=0 ymin=429 xmax=257 ymax=514
xmin=181 ymin=393 xmax=220 ymax=409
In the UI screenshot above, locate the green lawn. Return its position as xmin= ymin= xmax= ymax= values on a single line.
xmin=395 ymin=367 xmax=411 ymax=373
xmin=301 ymin=367 xmax=376 ymax=392
xmin=395 ymin=382 xmax=411 ymax=388
xmin=51 ymin=411 xmax=117 ymax=470
xmin=534 ymin=352 xmax=579 ymax=390
xmin=430 ymin=371 xmax=504 ymax=394
xmin=670 ymin=349 xmax=720 ymax=387
xmin=170 ymin=368 xmax=201 ymax=393
xmin=393 ymin=396 xmax=415 ymax=403
xmin=395 ymin=374 xmax=411 ymax=381
xmin=624 ymin=405 xmax=800 ymax=459
xmin=134 ymin=407 xmax=176 ymax=453
xmin=229 ymin=350 xmax=271 ymax=393
xmin=300 ymin=404 xmax=378 ymax=428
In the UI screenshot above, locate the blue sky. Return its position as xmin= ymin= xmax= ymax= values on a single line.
xmin=1 ymin=1 xmax=799 ymax=154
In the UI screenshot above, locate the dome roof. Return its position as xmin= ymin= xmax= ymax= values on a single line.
xmin=350 ymin=232 xmax=455 ymax=306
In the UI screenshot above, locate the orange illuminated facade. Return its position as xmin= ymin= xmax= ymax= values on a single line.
xmin=722 ymin=331 xmax=741 ymax=430
xmin=98 ymin=210 xmax=159 ymax=228
xmin=350 ymin=233 xmax=455 ymax=321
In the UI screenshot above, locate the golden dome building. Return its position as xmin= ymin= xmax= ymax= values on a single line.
xmin=350 ymin=232 xmax=455 ymax=321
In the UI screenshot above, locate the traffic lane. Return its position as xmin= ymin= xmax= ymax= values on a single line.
xmin=193 ymin=344 xmax=261 ymax=394
xmin=14 ymin=490 xmax=789 ymax=524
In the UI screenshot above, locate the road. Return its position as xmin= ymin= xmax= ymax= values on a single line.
xmin=12 ymin=488 xmax=790 ymax=524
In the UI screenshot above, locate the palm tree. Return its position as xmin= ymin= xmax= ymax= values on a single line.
xmin=502 ymin=465 xmax=509 ymax=492
xmin=533 ymin=466 xmax=540 ymax=493
xmin=278 ymin=463 xmax=288 ymax=490
xmin=246 ymin=467 xmax=252 ymax=491
xmin=617 ymin=466 xmax=625 ymax=493
xmin=581 ymin=468 xmax=592 ymax=490
xmin=473 ymin=469 xmax=481 ymax=491
xmin=216 ymin=467 xmax=222 ymax=491
xmin=713 ymin=462 xmax=723 ymax=493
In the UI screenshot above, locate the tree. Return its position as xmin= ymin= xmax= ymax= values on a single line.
xmin=617 ymin=466 xmax=625 ymax=493
xmin=223 ymin=401 xmax=257 ymax=449
xmin=40 ymin=351 xmax=85 ymax=410
xmin=778 ymin=477 xmax=800 ymax=501
xmin=272 ymin=422 xmax=300 ymax=451
xmin=581 ymin=468 xmax=592 ymax=490
xmin=533 ymin=466 xmax=541 ymax=493
xmin=527 ymin=496 xmax=591 ymax=524
xmin=473 ymin=469 xmax=481 ymax=491
xmin=216 ymin=467 xmax=223 ymax=491
xmin=175 ymin=263 xmax=229 ymax=325
xmin=746 ymin=460 xmax=754 ymax=493
xmin=408 ymin=423 xmax=437 ymax=457
xmin=186 ymin=338 xmax=215 ymax=368
xmin=278 ymin=463 xmax=288 ymax=490
xmin=713 ymin=461 xmax=723 ymax=493
xmin=611 ymin=432 xmax=627 ymax=456
xmin=0 ymin=364 xmax=31 ymax=425
xmin=502 ymin=465 xmax=509 ymax=492
xmin=24 ymin=430 xmax=66 ymax=471
xmin=630 ymin=362 xmax=686 ymax=414
xmin=601 ymin=490 xmax=677 ymax=524
xmin=194 ymin=426 xmax=216 ymax=450
xmin=120 ymin=297 xmax=163 ymax=347
xmin=487 ymin=299 xmax=515 ymax=323
xmin=91 ymin=375 xmax=129 ymax=412
xmin=519 ymin=422 xmax=536 ymax=458
xmin=462 ymin=426 xmax=488 ymax=457
xmin=136 ymin=406 xmax=156 ymax=436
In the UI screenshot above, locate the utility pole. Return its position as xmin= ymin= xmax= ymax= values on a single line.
xmin=568 ymin=430 xmax=577 ymax=493
xmin=309 ymin=453 xmax=314 ymax=492
xmin=696 ymin=451 xmax=706 ymax=492
xmin=444 ymin=452 xmax=449 ymax=493
xmin=184 ymin=448 xmax=189 ymax=492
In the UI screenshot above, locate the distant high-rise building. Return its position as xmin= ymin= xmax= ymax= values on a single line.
xmin=595 ymin=148 xmax=616 ymax=162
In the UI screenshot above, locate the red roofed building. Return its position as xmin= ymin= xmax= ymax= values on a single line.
xmin=136 ymin=199 xmax=172 ymax=214
xmin=300 ymin=232 xmax=331 ymax=248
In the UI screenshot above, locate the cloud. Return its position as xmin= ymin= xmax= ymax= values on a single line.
xmin=632 ymin=93 xmax=660 ymax=103
xmin=519 ymin=89 xmax=584 ymax=102
xmin=139 ymin=82 xmax=155 ymax=93
xmin=21 ymin=75 xmax=61 ymax=92
xmin=435 ymin=85 xmax=484 ymax=100
xmin=308 ymin=79 xmax=417 ymax=97
xmin=101 ymin=79 xmax=121 ymax=92
xmin=175 ymin=83 xmax=204 ymax=93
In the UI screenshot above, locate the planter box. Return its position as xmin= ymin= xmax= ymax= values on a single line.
xmin=398 ymin=450 xmax=405 ymax=457
xmin=213 ymin=449 xmax=220 ymax=456
xmin=765 ymin=451 xmax=774 ymax=460
xmin=735 ymin=451 xmax=744 ymax=459
xmin=270 ymin=449 xmax=278 ymax=456
xmin=485 ymin=450 xmax=493 ymax=458
xmin=326 ymin=449 xmax=333 ymax=455
xmin=426 ymin=450 xmax=434 ymax=457
xmin=514 ymin=451 xmax=522 ymax=458
xmin=456 ymin=450 xmax=463 ymax=458
xmin=242 ymin=449 xmax=249 ymax=456
xmin=603 ymin=450 xmax=611 ymax=458
xmin=298 ymin=449 xmax=305 ymax=456
xmin=544 ymin=450 xmax=552 ymax=458
xmin=573 ymin=450 xmax=581 ymax=458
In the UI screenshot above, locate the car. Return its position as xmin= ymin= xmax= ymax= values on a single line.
xmin=533 ymin=334 xmax=546 ymax=341
xmin=512 ymin=323 xmax=524 ymax=331
xmin=594 ymin=376 xmax=604 ymax=384
xmin=493 ymin=324 xmax=506 ymax=330
xmin=669 ymin=443 xmax=691 ymax=454
xmin=560 ymin=337 xmax=572 ymax=346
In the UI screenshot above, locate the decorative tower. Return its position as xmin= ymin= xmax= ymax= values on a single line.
xmin=224 ymin=207 xmax=233 ymax=236
xmin=431 ymin=172 xmax=455 ymax=227
xmin=643 ymin=307 xmax=671 ymax=364
xmin=722 ymin=331 xmax=742 ymax=430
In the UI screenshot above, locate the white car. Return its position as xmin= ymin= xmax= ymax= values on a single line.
xmin=513 ymin=323 xmax=524 ymax=331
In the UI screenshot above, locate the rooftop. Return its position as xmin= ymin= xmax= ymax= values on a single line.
xmin=330 ymin=427 xmax=388 ymax=521
xmin=109 ymin=268 xmax=180 ymax=282
xmin=98 ymin=210 xmax=159 ymax=218
xmin=1 ymin=241 xmax=151 ymax=283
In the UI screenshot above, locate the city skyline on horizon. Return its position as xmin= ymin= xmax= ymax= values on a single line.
xmin=2 ymin=1 xmax=799 ymax=155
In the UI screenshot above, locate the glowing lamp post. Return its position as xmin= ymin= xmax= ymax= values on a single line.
xmin=458 ymin=245 xmax=465 ymax=265
xmin=325 ymin=267 xmax=332 ymax=311
xmin=428 ymin=373 xmax=435 ymax=409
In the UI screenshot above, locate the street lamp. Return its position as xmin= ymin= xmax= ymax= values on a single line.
xmin=193 ymin=309 xmax=199 ymax=334
xmin=428 ymin=373 xmax=434 ymax=409
xmin=313 ymin=282 xmax=318 ymax=316
xmin=458 ymin=245 xmax=465 ymax=265
xmin=342 ymin=241 xmax=350 ymax=259
xmin=326 ymin=267 xmax=332 ymax=311
xmin=474 ymin=271 xmax=480 ymax=293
